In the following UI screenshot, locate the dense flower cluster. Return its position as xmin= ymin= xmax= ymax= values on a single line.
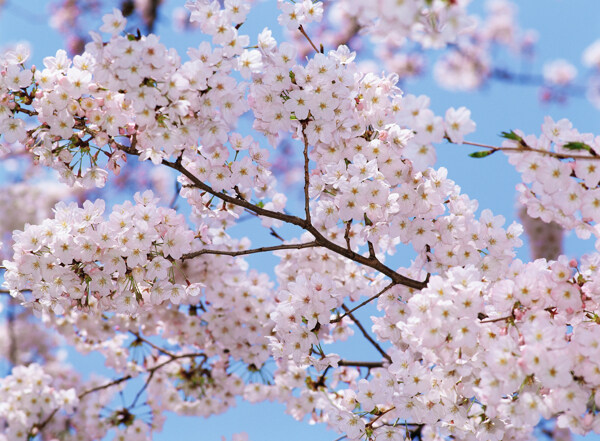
xmin=507 ymin=118 xmax=600 ymax=240
xmin=4 ymin=191 xmax=197 ymax=314
xmin=0 ymin=363 xmax=78 ymax=440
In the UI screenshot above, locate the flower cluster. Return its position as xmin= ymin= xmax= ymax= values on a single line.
xmin=391 ymin=258 xmax=600 ymax=437
xmin=506 ymin=118 xmax=600 ymax=244
xmin=332 ymin=0 xmax=475 ymax=50
xmin=3 ymin=191 xmax=197 ymax=314
xmin=0 ymin=363 xmax=78 ymax=440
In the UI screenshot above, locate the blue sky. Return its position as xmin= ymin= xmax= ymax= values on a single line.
xmin=1 ymin=0 xmax=600 ymax=440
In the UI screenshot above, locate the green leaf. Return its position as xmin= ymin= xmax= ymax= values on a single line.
xmin=469 ymin=150 xmax=496 ymax=158
xmin=500 ymin=130 xmax=522 ymax=142
xmin=563 ymin=141 xmax=593 ymax=152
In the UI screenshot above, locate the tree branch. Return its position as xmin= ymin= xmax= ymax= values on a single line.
xmin=115 ymin=140 xmax=428 ymax=291
xmin=341 ymin=305 xmax=392 ymax=363
xmin=298 ymin=24 xmax=320 ymax=54
xmin=181 ymin=241 xmax=319 ymax=260
xmin=455 ymin=139 xmax=600 ymax=161
xmin=301 ymin=124 xmax=312 ymax=224
xmin=331 ymin=282 xmax=396 ymax=324
xmin=338 ymin=360 xmax=384 ymax=368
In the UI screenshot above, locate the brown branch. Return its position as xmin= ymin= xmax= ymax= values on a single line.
xmin=301 ymin=124 xmax=311 ymax=224
xmin=115 ymin=140 xmax=428 ymax=291
xmin=367 ymin=241 xmax=376 ymax=259
xmin=341 ymin=305 xmax=392 ymax=363
xmin=270 ymin=227 xmax=285 ymax=242
xmin=367 ymin=406 xmax=396 ymax=428
xmin=480 ymin=315 xmax=512 ymax=323
xmin=78 ymin=374 xmax=134 ymax=400
xmin=457 ymin=140 xmax=600 ymax=161
xmin=30 ymin=374 xmax=134 ymax=437
xmin=298 ymin=24 xmax=320 ymax=53
xmin=182 ymin=241 xmax=319 ymax=260
xmin=129 ymin=331 xmax=177 ymax=358
xmin=344 ymin=221 xmax=352 ymax=251
xmin=331 ymin=282 xmax=396 ymax=324
xmin=338 ymin=360 xmax=384 ymax=368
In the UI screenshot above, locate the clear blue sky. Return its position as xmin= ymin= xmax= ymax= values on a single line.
xmin=1 ymin=0 xmax=599 ymax=440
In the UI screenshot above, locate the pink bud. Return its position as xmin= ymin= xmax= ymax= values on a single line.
xmin=569 ymin=259 xmax=578 ymax=268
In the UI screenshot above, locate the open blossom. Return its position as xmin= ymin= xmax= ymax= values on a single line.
xmin=444 ymin=107 xmax=476 ymax=144
xmin=100 ymin=8 xmax=127 ymax=35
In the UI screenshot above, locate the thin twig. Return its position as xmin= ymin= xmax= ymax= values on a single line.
xmin=30 ymin=352 xmax=205 ymax=436
xmin=341 ymin=305 xmax=392 ymax=363
xmin=270 ymin=227 xmax=285 ymax=242
xmin=344 ymin=221 xmax=352 ymax=251
xmin=182 ymin=241 xmax=319 ymax=260
xmin=331 ymin=282 xmax=396 ymax=324
xmin=367 ymin=406 xmax=396 ymax=428
xmin=458 ymin=140 xmax=600 ymax=161
xmin=301 ymin=124 xmax=311 ymax=224
xmin=338 ymin=360 xmax=384 ymax=368
xmin=298 ymin=25 xmax=320 ymax=53
xmin=115 ymin=140 xmax=428 ymax=291
xmin=129 ymin=331 xmax=176 ymax=358
xmin=480 ymin=315 xmax=512 ymax=323
xmin=78 ymin=374 xmax=134 ymax=400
